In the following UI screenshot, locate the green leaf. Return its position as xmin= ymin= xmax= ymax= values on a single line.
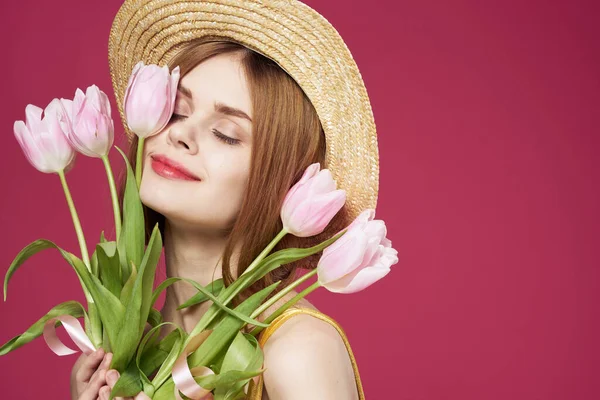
xmin=65 ymin=254 xmax=125 ymax=353
xmin=0 ymin=301 xmax=86 ymax=356
xmin=194 ymin=368 xmax=266 ymax=393
xmin=109 ymin=359 xmax=143 ymax=400
xmin=4 ymin=239 xmax=57 ymax=301
xmin=158 ymin=276 xmax=269 ymax=329
xmin=136 ymin=224 xmax=163 ymax=334
xmin=3 ymin=238 xmax=123 ymax=349
xmin=112 ymin=223 xmax=162 ymax=371
xmin=136 ymin=323 xmax=181 ymax=398
xmin=91 ymin=231 xmax=108 ymax=278
xmin=149 ymin=323 xmax=185 ymax=388
xmin=214 ymin=332 xmax=264 ymax=400
xmin=120 ymin=261 xmax=137 ymax=306
xmin=150 ymin=277 xmax=180 ymax=308
xmin=148 ymin=308 xmax=163 ymax=328
xmin=96 ymin=241 xmax=122 ymax=298
xmin=91 ymin=246 xmax=99 ymax=278
xmin=177 ymin=278 xmax=225 ymax=310
xmin=138 ymin=328 xmax=181 ymax=378
xmin=115 ymin=145 xmax=144 ymax=285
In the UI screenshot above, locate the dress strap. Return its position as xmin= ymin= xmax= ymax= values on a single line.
xmin=245 ymin=305 xmax=365 ymax=399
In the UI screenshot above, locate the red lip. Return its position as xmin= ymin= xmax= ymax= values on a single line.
xmin=150 ymin=154 xmax=201 ymax=181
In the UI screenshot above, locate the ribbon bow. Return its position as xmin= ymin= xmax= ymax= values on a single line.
xmin=173 ymin=330 xmax=216 ymax=400
xmin=42 ymin=314 xmax=95 ymax=356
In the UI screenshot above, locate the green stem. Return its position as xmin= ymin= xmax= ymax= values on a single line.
xmin=249 ymin=279 xmax=321 ymax=337
xmin=240 ymin=228 xmax=288 ymax=277
xmin=250 ymin=268 xmax=317 ymax=320
xmin=135 ymin=137 xmax=145 ymax=190
xmin=101 ymin=154 xmax=122 ymax=242
xmin=58 ymin=170 xmax=90 ymax=270
xmin=58 ymin=170 xmax=102 ymax=347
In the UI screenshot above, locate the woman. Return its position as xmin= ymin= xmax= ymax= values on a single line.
xmin=71 ymin=0 xmax=379 ymax=398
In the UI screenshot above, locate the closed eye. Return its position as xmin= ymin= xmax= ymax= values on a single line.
xmin=169 ymin=113 xmax=241 ymax=146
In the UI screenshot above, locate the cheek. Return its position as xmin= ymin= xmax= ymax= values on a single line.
xmin=210 ymin=152 xmax=250 ymax=207
xmin=142 ymin=133 xmax=162 ymax=159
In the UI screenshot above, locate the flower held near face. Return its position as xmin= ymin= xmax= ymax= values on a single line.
xmin=14 ymin=101 xmax=75 ymax=173
xmin=317 ymin=209 xmax=399 ymax=293
xmin=124 ymin=61 xmax=181 ymax=138
xmin=281 ymin=163 xmax=347 ymax=237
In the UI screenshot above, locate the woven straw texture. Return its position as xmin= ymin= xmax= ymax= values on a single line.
xmin=108 ymin=0 xmax=379 ymax=219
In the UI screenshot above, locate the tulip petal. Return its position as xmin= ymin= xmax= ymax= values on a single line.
xmin=99 ymin=89 xmax=112 ymax=118
xmin=298 ymin=163 xmax=320 ymax=184
xmin=326 ymin=242 xmax=398 ymax=294
xmin=281 ymin=179 xmax=307 ymax=214
xmin=86 ymin=85 xmax=102 ymax=112
xmin=360 ymin=221 xmax=388 ymax=264
xmin=25 ymin=104 xmax=43 ymax=133
xmin=307 ymin=169 xmax=336 ymax=195
xmin=123 ymin=61 xmax=143 ymax=115
xmin=73 ymin=89 xmax=86 ymax=120
xmin=280 ymin=163 xmax=326 ymax=231
xmin=323 ymin=264 xmax=391 ymax=294
xmin=317 ymin=227 xmax=368 ymax=285
xmin=14 ymin=120 xmax=43 ymax=170
xmin=285 ymin=189 xmax=346 ymax=237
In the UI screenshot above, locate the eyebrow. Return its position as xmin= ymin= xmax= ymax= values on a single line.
xmin=178 ymin=84 xmax=252 ymax=123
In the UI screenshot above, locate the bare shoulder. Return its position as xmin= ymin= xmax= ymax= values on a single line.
xmin=259 ymin=294 xmax=359 ymax=400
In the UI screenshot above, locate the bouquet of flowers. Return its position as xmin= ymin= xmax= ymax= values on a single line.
xmin=1 ymin=61 xmax=399 ymax=400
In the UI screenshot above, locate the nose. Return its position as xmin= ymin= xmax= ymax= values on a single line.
xmin=166 ymin=119 xmax=199 ymax=154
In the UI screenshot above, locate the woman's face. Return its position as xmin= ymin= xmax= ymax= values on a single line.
xmin=139 ymin=52 xmax=253 ymax=232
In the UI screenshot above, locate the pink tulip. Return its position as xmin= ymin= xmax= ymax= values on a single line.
xmin=59 ymin=85 xmax=114 ymax=158
xmin=281 ymin=163 xmax=347 ymax=237
xmin=317 ymin=209 xmax=399 ymax=293
xmin=124 ymin=61 xmax=180 ymax=138
xmin=14 ymin=101 xmax=76 ymax=173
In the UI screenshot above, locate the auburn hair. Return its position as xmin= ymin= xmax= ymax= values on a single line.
xmin=117 ymin=37 xmax=352 ymax=310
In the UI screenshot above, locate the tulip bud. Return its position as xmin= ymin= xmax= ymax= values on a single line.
xmin=124 ymin=61 xmax=180 ymax=138
xmin=317 ymin=209 xmax=399 ymax=293
xmin=61 ymin=85 xmax=115 ymax=158
xmin=14 ymin=101 xmax=76 ymax=173
xmin=280 ymin=163 xmax=346 ymax=237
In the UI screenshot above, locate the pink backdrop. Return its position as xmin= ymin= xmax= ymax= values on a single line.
xmin=1 ymin=0 xmax=598 ymax=398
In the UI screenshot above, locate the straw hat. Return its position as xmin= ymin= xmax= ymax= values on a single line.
xmin=108 ymin=0 xmax=379 ymax=220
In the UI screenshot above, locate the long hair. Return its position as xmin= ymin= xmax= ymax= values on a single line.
xmin=118 ymin=37 xmax=352 ymax=310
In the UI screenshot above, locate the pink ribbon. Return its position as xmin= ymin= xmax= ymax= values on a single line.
xmin=173 ymin=330 xmax=215 ymax=400
xmin=42 ymin=314 xmax=95 ymax=356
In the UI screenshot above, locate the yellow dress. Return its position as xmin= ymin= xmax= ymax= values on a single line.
xmin=245 ymin=305 xmax=365 ymax=399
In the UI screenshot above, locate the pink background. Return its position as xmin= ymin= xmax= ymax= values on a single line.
xmin=1 ymin=0 xmax=599 ymax=398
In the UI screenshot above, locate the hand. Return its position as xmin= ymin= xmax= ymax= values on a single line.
xmin=99 ymin=369 xmax=152 ymax=400
xmin=70 ymin=348 xmax=112 ymax=400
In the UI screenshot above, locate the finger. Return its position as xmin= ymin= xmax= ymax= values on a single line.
xmin=76 ymin=348 xmax=105 ymax=383
xmin=88 ymin=352 xmax=111 ymax=386
xmin=134 ymin=392 xmax=152 ymax=400
xmin=99 ymin=385 xmax=111 ymax=400
xmin=106 ymin=369 xmax=120 ymax=388
xmin=100 ymin=352 xmax=113 ymax=371
xmin=80 ymin=368 xmax=107 ymax=400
